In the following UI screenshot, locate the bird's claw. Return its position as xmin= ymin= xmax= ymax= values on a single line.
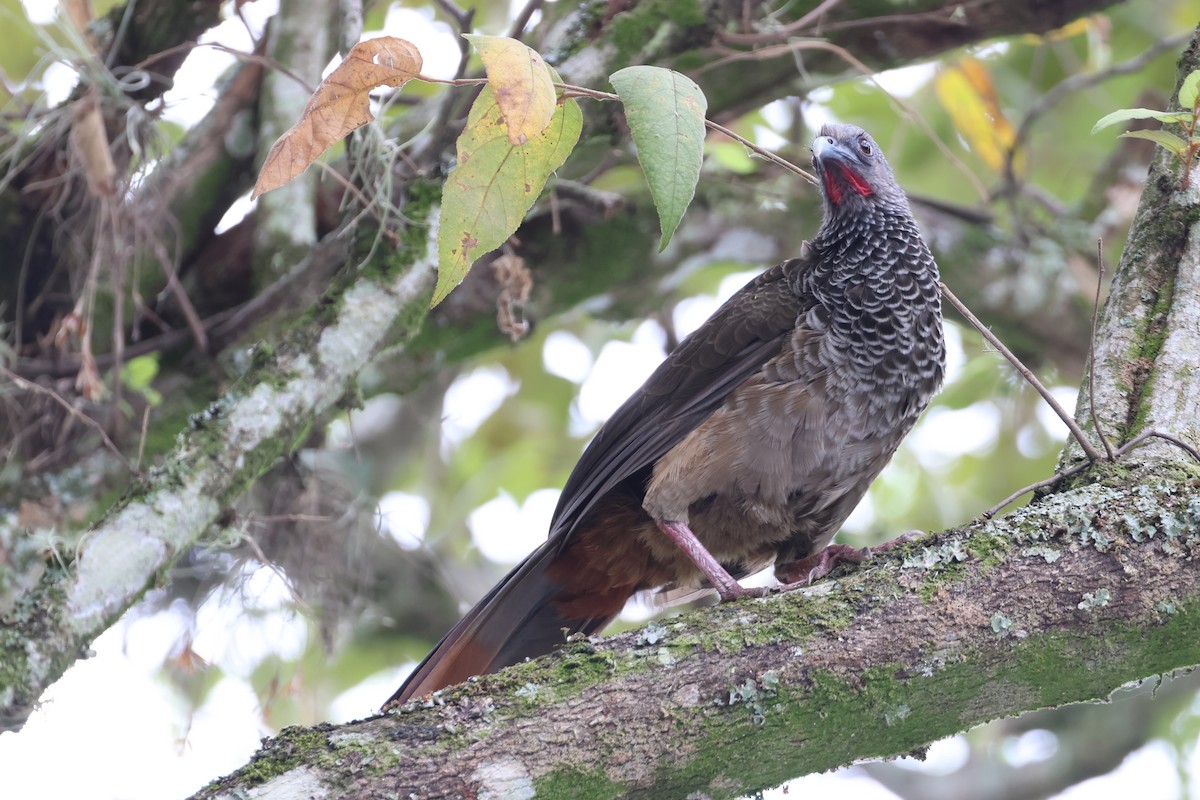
xmin=773 ymin=531 xmax=925 ymax=589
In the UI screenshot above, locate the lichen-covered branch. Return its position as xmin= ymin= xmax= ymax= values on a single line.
xmin=0 ymin=199 xmax=438 ymax=731
xmin=191 ymin=471 xmax=1200 ymax=800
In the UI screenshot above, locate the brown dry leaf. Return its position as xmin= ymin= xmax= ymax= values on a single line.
xmin=252 ymin=37 xmax=423 ymax=198
xmin=464 ymin=34 xmax=556 ymax=146
xmin=71 ymin=90 xmax=116 ymax=197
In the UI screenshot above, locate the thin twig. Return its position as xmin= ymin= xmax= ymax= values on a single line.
xmin=149 ymin=235 xmax=209 ymax=353
xmin=1120 ymin=429 xmax=1200 ymax=463
xmin=1089 ymin=240 xmax=1114 ymax=460
xmin=431 ymin=0 xmax=473 ymax=31
xmin=0 ymin=365 xmax=137 ymax=474
xmin=136 ymin=404 xmax=151 ymax=471
xmin=983 ymin=427 xmax=1200 ymax=518
xmin=717 ymin=0 xmax=844 ymax=46
xmin=705 ymin=119 xmax=819 ymax=186
xmin=1003 ymin=31 xmax=1192 ymax=185
xmin=982 ymin=462 xmax=1088 ymax=519
xmin=507 ymin=0 xmax=546 ymax=40
xmin=940 ymin=281 xmax=1103 ymax=462
xmin=131 ymin=41 xmax=313 ymax=93
xmin=552 ymin=83 xmax=822 ymax=187
xmin=238 ymin=528 xmax=316 ymax=616
xmin=700 ymin=38 xmax=989 ymax=202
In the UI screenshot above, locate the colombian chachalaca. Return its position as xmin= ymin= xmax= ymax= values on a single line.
xmin=383 ymin=123 xmax=945 ymax=709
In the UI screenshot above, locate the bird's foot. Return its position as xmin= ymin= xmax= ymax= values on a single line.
xmin=655 ymin=520 xmax=767 ymax=601
xmin=775 ymin=531 xmax=923 ymax=589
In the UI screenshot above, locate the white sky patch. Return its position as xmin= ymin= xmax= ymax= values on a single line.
xmin=909 ymin=401 xmax=1001 ymax=468
xmin=842 ymin=491 xmax=875 ymax=534
xmin=441 ymin=365 xmax=519 ymax=451
xmin=577 ymin=321 xmax=666 ymax=426
xmin=0 ymin=607 xmax=267 ymax=800
xmin=330 ymin=664 xmax=416 ymax=722
xmin=40 ymin=60 xmax=78 ymax=106
xmin=159 ymin=15 xmax=251 ymax=128
xmin=543 ymin=330 xmax=594 ymax=383
xmin=803 ymin=87 xmax=837 ymax=132
xmin=327 ymin=392 xmax=404 ymax=448
xmin=1056 ymin=741 xmax=1179 ymax=800
xmin=20 ymin=0 xmax=57 ymax=24
xmin=768 ymin=771 xmax=904 ymax=800
xmin=618 ymin=593 xmax=661 ymax=623
xmin=1016 ymin=423 xmax=1046 ymax=459
xmin=942 ymin=323 xmax=966 ymax=384
xmin=872 ymin=63 xmax=937 ymax=98
xmin=1034 ymin=386 xmax=1078 ymax=442
xmin=469 ymin=488 xmax=560 ymax=563
xmin=377 ymin=5 xmax=461 ymax=79
xmin=1001 ymin=728 xmax=1058 ymax=766
xmin=191 ymin=566 xmax=308 ymax=676
xmin=758 ymin=98 xmax=794 ymax=145
xmin=898 ymin=735 xmax=971 ymax=775
xmin=377 ymin=491 xmax=431 ymax=550
xmin=753 ymin=123 xmax=789 ymax=151
xmin=215 ymin=191 xmax=256 ymax=234
xmin=672 ymin=268 xmax=760 ymax=339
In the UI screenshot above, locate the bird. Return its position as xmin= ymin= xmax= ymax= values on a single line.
xmin=383 ymin=123 xmax=945 ymax=709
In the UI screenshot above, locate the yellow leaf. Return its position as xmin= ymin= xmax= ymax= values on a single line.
xmin=252 ymin=37 xmax=423 ymax=198
xmin=1021 ymin=15 xmax=1110 ymax=70
xmin=1021 ymin=15 xmax=1098 ymax=44
xmin=464 ymin=34 xmax=556 ymax=146
xmin=934 ymin=58 xmax=1021 ymax=173
xmin=433 ymin=88 xmax=581 ymax=306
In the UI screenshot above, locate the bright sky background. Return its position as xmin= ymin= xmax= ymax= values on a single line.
xmin=0 ymin=2 xmax=1191 ymax=799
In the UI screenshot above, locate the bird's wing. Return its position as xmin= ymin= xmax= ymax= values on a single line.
xmin=550 ymin=253 xmax=816 ymax=545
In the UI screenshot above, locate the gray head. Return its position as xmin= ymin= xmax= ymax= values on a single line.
xmin=810 ymin=124 xmax=909 ymax=220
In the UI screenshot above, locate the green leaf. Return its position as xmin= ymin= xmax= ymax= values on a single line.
xmin=1119 ymin=129 xmax=1189 ymax=155
xmin=121 ymin=354 xmax=159 ymax=392
xmin=1091 ymin=107 xmax=1191 ymax=134
xmin=463 ymin=34 xmax=557 ymax=146
xmin=610 ymin=66 xmax=707 ymax=251
xmin=1179 ymin=69 xmax=1200 ymax=110
xmin=433 ymin=87 xmax=581 ymax=306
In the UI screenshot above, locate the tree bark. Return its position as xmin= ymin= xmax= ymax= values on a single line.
xmin=190 ymin=469 xmax=1200 ymax=800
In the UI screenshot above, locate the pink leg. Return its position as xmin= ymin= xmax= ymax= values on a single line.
xmin=775 ymin=531 xmax=922 ymax=588
xmin=655 ymin=520 xmax=768 ymax=601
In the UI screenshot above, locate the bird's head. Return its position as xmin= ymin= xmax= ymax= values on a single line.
xmin=811 ymin=124 xmax=907 ymax=217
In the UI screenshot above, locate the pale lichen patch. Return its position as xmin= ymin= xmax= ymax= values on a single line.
xmin=237 ymin=765 xmax=327 ymax=800
xmin=66 ymin=481 xmax=219 ymax=636
xmin=472 ymin=756 xmax=536 ymax=800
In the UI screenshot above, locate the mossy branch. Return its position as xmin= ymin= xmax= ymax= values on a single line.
xmin=190 ymin=470 xmax=1200 ymax=800
xmin=188 ymin=23 xmax=1200 ymax=800
xmin=0 ymin=199 xmax=438 ymax=731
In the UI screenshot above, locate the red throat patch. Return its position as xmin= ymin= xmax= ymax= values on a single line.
xmin=822 ymin=161 xmax=874 ymax=204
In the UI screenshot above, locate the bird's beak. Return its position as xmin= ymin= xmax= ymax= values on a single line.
xmin=812 ymin=135 xmax=851 ymax=166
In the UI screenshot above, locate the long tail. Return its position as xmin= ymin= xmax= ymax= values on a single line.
xmin=381 ymin=538 xmax=626 ymax=709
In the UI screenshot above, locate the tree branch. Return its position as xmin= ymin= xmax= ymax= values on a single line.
xmin=191 ymin=469 xmax=1200 ymax=800
xmin=0 ymin=203 xmax=436 ymax=731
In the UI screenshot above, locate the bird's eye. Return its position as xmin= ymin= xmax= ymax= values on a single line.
xmin=858 ymin=139 xmax=873 ymax=156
